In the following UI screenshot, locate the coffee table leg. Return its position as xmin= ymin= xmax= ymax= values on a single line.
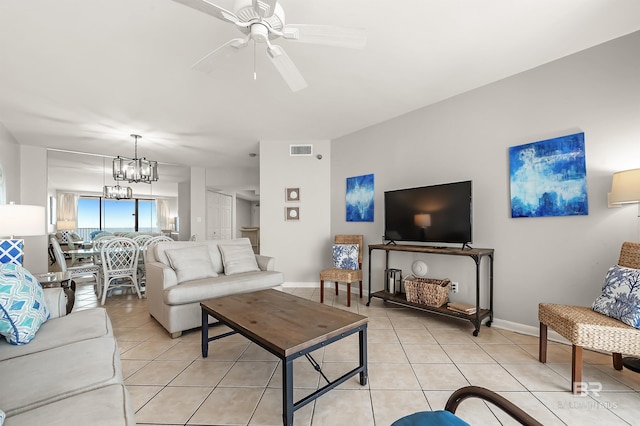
xmin=201 ymin=308 xmax=209 ymax=358
xmin=359 ymin=326 xmax=368 ymax=385
xmin=282 ymin=358 xmax=294 ymax=426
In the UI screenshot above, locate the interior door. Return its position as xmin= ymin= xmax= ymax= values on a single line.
xmin=206 ymin=191 xmax=232 ymax=240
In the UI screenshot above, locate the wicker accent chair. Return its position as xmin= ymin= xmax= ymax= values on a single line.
xmin=319 ymin=235 xmax=363 ymax=307
xmin=539 ymin=241 xmax=640 ymax=394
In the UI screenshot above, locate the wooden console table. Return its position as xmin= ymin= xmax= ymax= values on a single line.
xmin=367 ymin=244 xmax=494 ymax=336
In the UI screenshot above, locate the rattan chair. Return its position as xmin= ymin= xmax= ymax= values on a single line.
xmin=319 ymin=235 xmax=363 ymax=307
xmin=539 ymin=241 xmax=640 ymax=393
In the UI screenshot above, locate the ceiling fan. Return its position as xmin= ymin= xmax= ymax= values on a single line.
xmin=173 ymin=0 xmax=367 ymax=92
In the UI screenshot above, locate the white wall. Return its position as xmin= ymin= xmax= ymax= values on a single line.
xmin=0 ymin=122 xmax=20 ymax=203
xmin=19 ymin=145 xmax=48 ymax=272
xmin=260 ymin=140 xmax=331 ymax=284
xmin=332 ymin=31 xmax=640 ymax=328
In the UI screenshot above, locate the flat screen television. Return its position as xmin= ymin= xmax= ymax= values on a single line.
xmin=384 ymin=180 xmax=472 ymax=246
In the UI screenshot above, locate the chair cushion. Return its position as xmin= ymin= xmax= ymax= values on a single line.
xmin=391 ymin=410 xmax=469 ymax=426
xmin=0 ymin=263 xmax=50 ymax=345
xmin=218 ymin=238 xmax=260 ymax=275
xmin=333 ymin=244 xmax=359 ymax=270
xmin=165 ymin=245 xmax=218 ymax=284
xmin=592 ymin=265 xmax=640 ymax=328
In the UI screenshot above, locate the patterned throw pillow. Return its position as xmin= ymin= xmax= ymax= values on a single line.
xmin=0 ymin=262 xmax=50 ymax=344
xmin=592 ymin=265 xmax=640 ymax=328
xmin=0 ymin=408 xmax=5 ymax=425
xmin=332 ymin=244 xmax=359 ymax=270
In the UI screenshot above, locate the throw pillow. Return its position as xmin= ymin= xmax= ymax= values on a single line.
xmin=0 ymin=262 xmax=50 ymax=345
xmin=0 ymin=408 xmax=4 ymax=425
xmin=333 ymin=244 xmax=359 ymax=270
xmin=218 ymin=239 xmax=260 ymax=275
xmin=592 ymin=264 xmax=640 ymax=328
xmin=165 ymin=245 xmax=218 ymax=284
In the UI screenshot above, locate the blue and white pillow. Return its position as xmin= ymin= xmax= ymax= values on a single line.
xmin=592 ymin=265 xmax=640 ymax=328
xmin=0 ymin=262 xmax=50 ymax=345
xmin=332 ymin=244 xmax=359 ymax=270
xmin=0 ymin=408 xmax=5 ymax=425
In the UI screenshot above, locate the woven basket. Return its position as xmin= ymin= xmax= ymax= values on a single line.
xmin=404 ymin=277 xmax=451 ymax=307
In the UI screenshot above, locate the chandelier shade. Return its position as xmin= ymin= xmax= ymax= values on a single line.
xmin=112 ymin=134 xmax=159 ymax=184
xmin=103 ymin=185 xmax=133 ymax=200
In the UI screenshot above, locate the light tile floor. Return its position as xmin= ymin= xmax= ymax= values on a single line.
xmin=73 ymin=282 xmax=640 ymax=425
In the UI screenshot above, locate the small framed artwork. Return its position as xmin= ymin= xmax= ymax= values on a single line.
xmin=285 ymin=207 xmax=300 ymax=221
xmin=286 ymin=187 xmax=300 ymax=202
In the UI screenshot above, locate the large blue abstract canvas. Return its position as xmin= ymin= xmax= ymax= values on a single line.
xmin=509 ymin=132 xmax=588 ymax=218
xmin=346 ymin=174 xmax=374 ymax=222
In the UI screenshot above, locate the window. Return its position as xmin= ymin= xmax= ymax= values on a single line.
xmin=77 ymin=196 xmax=158 ymax=239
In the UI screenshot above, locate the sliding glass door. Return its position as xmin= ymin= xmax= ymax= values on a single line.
xmin=77 ymin=196 xmax=158 ymax=238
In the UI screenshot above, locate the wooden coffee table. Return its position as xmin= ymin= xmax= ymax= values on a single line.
xmin=201 ymin=289 xmax=368 ymax=426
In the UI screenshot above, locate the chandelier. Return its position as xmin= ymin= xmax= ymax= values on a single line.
xmin=103 ymin=156 xmax=132 ymax=200
xmin=112 ymin=134 xmax=159 ymax=184
xmin=103 ymin=184 xmax=132 ymax=200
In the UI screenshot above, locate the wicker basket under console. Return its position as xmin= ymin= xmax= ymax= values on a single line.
xmin=403 ymin=277 xmax=451 ymax=307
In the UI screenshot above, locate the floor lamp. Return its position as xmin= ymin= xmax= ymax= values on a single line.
xmin=0 ymin=203 xmax=46 ymax=265
xmin=608 ymin=168 xmax=640 ymax=372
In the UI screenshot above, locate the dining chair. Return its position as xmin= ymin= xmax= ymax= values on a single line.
xmin=50 ymin=237 xmax=99 ymax=292
xmin=100 ymin=237 xmax=141 ymax=305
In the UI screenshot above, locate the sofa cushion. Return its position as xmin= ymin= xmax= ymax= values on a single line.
xmin=0 ymin=336 xmax=122 ymax=416
xmin=3 ymin=384 xmax=135 ymax=426
xmin=332 ymin=244 xmax=359 ymax=270
xmin=164 ymin=270 xmax=284 ymax=305
xmin=592 ymin=264 xmax=640 ymax=328
xmin=153 ymin=240 xmax=225 ymax=274
xmin=0 ymin=263 xmax=49 ymax=345
xmin=0 ymin=307 xmax=113 ymax=362
xmin=165 ymin=245 xmax=218 ymax=283
xmin=218 ymin=238 xmax=260 ymax=275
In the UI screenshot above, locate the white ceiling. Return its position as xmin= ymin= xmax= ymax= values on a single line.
xmin=1 ymin=0 xmax=640 ymax=196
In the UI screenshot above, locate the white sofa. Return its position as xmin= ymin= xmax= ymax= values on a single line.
xmin=145 ymin=238 xmax=284 ymax=338
xmin=0 ymin=288 xmax=135 ymax=425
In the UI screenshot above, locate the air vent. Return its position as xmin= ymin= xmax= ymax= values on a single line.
xmin=290 ymin=144 xmax=313 ymax=156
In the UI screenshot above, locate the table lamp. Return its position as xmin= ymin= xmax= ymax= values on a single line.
xmin=607 ymin=168 xmax=640 ymax=373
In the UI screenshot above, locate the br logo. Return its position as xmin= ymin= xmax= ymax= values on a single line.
xmin=574 ymin=381 xmax=602 ymax=396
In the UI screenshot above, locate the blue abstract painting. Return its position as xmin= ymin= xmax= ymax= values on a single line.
xmin=346 ymin=174 xmax=374 ymax=222
xmin=509 ymin=132 xmax=588 ymax=218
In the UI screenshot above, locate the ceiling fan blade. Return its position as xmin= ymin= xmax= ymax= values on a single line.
xmin=283 ymin=24 xmax=367 ymax=49
xmin=252 ymin=0 xmax=278 ymax=18
xmin=192 ymin=38 xmax=249 ymax=73
xmin=266 ymin=45 xmax=307 ymax=92
xmin=172 ymin=0 xmax=239 ymax=24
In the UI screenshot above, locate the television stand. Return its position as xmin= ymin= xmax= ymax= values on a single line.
xmin=366 ymin=244 xmax=494 ymax=336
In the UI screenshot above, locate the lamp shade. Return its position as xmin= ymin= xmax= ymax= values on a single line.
xmin=609 ymin=168 xmax=640 ymax=205
xmin=56 ymin=220 xmax=77 ymax=231
xmin=0 ymin=204 xmax=46 ymax=237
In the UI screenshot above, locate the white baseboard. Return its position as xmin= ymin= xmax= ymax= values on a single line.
xmin=490 ymin=318 xmax=570 ymax=345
